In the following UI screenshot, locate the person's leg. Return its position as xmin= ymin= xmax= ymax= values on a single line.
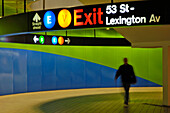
xmin=123 ymin=83 xmax=127 ymax=104
xmin=126 ymin=84 xmax=130 ymax=104
xmin=123 ymin=83 xmax=130 ymax=105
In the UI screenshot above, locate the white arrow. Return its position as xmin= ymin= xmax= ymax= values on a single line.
xmin=33 ymin=35 xmax=39 ymax=43
xmin=33 ymin=13 xmax=41 ymax=22
xmin=65 ymin=38 xmax=71 ymax=44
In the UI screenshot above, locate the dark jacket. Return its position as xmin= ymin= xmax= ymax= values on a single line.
xmin=115 ymin=64 xmax=136 ymax=84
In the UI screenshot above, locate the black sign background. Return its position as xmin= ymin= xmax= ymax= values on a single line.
xmin=0 ymin=1 xmax=169 ymax=36
xmin=0 ymin=34 xmax=131 ymax=46
xmin=28 ymin=1 xmax=167 ymax=32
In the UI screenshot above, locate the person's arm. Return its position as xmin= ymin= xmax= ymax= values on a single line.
xmin=115 ymin=66 xmax=121 ymax=80
xmin=131 ymin=66 xmax=137 ymax=83
xmin=131 ymin=66 xmax=135 ymax=77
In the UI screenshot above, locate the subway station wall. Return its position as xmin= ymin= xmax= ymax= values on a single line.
xmin=0 ymin=43 xmax=162 ymax=95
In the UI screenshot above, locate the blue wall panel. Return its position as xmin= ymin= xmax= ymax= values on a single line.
xmin=101 ymin=66 xmax=116 ymax=87
xmin=42 ymin=53 xmax=57 ymax=90
xmin=0 ymin=49 xmax=13 ymax=95
xmin=131 ymin=77 xmax=161 ymax=87
xmin=70 ymin=58 xmax=86 ymax=89
xmin=56 ymin=56 xmax=72 ymax=89
xmin=27 ymin=51 xmax=42 ymax=92
xmin=85 ymin=62 xmax=101 ymax=88
xmin=13 ymin=49 xmax=27 ymax=93
xmin=0 ymin=48 xmax=161 ymax=96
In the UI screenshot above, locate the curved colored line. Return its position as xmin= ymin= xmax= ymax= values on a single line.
xmin=0 ymin=42 xmax=162 ymax=85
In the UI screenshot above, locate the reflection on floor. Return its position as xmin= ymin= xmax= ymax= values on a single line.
xmin=0 ymin=87 xmax=169 ymax=113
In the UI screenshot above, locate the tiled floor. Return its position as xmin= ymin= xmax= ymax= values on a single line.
xmin=0 ymin=87 xmax=168 ymax=113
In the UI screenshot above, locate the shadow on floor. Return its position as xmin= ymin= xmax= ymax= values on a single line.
xmin=38 ymin=92 xmax=163 ymax=113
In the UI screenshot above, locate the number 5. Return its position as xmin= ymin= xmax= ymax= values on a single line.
xmin=106 ymin=5 xmax=112 ymax=14
xmin=106 ymin=5 xmax=117 ymax=14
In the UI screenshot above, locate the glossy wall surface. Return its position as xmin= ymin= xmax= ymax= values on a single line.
xmin=0 ymin=44 xmax=162 ymax=95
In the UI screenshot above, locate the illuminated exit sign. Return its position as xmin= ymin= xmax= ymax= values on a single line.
xmin=28 ymin=1 xmax=166 ymax=32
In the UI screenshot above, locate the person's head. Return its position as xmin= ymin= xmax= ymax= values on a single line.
xmin=123 ymin=58 xmax=128 ymax=64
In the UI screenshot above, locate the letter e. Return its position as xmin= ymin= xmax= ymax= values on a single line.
xmin=47 ymin=16 xmax=52 ymax=24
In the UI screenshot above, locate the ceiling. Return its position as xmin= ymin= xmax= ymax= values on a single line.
xmin=79 ymin=0 xmax=143 ymax=5
xmin=30 ymin=0 xmax=143 ymax=11
xmin=115 ymin=25 xmax=170 ymax=48
xmin=0 ymin=0 xmax=34 ymax=16
xmin=0 ymin=0 xmax=142 ymax=16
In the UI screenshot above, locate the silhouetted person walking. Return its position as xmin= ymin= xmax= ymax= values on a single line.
xmin=115 ymin=58 xmax=136 ymax=107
